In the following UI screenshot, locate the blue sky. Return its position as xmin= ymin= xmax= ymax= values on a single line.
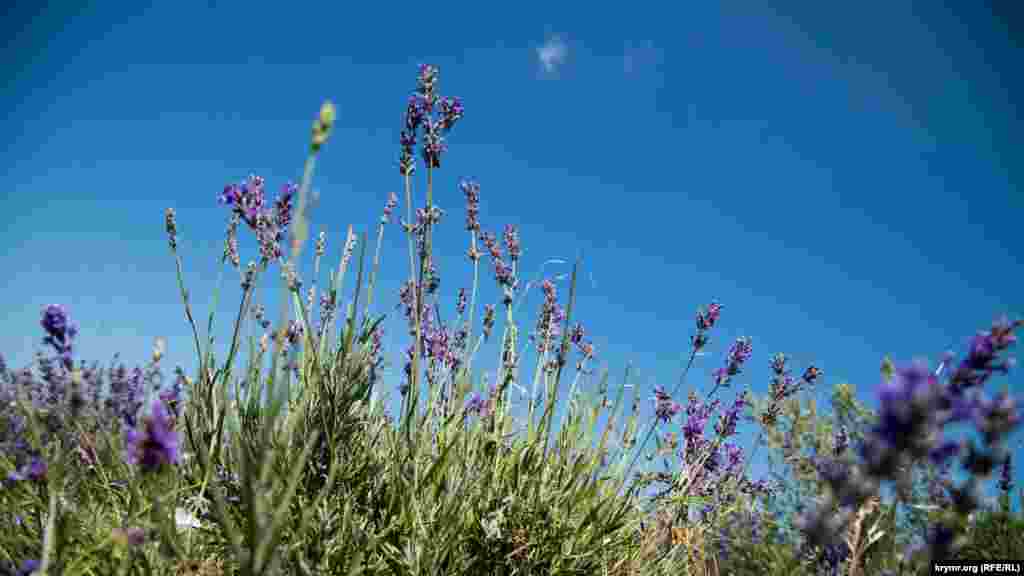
xmin=3 ymin=1 xmax=1021 ymax=511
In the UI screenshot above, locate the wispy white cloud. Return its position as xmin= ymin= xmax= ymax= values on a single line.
xmin=536 ymin=34 xmax=568 ymax=74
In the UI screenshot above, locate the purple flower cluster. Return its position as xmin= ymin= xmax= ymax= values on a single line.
xmin=40 ymin=304 xmax=78 ymax=371
xmin=398 ymin=64 xmax=464 ymax=175
xmin=479 ymin=229 xmax=518 ymax=302
xmin=124 ymin=397 xmax=180 ymax=474
xmin=711 ymin=336 xmax=753 ymax=391
xmin=653 ymin=385 xmax=683 ymax=424
xmin=760 ymin=353 xmax=822 ymax=429
xmin=568 ymin=322 xmax=596 ymax=370
xmin=217 ymin=174 xmax=297 ymax=265
xmin=460 ymin=179 xmax=481 ymax=232
xmin=797 ymin=317 xmax=1023 ymax=563
xmin=691 ymin=301 xmax=721 ymax=352
xmin=532 ymin=279 xmax=566 ymax=358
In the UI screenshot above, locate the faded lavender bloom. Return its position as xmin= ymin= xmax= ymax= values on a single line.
xmin=319 ymin=291 xmax=337 ymax=327
xmin=341 ymin=228 xmax=357 ymax=268
xmin=653 ymin=385 xmax=682 ymax=423
xmin=282 ymin=262 xmax=302 ymax=292
xmin=482 ymin=304 xmax=496 ymax=341
xmin=40 ymin=304 xmax=78 ymax=370
xmin=315 ymin=230 xmax=326 ymax=258
xmin=460 ymin=179 xmax=481 ymax=232
xmin=399 ymin=123 xmax=418 ymax=176
xmin=164 ymin=208 xmax=177 ymax=251
xmin=503 ymin=224 xmax=521 ymax=262
xmin=456 ymin=288 xmax=467 ymax=316
xmin=124 ymin=398 xmax=179 ymax=473
xmin=382 ymin=192 xmax=399 ymax=224
xmin=479 ymin=231 xmax=500 ymax=260
xmin=532 ymin=279 xmax=564 ymax=354
xmin=160 ymin=367 xmax=185 ymax=418
xmin=241 ymin=261 xmax=256 ymax=291
xmin=425 ymin=261 xmax=440 ymax=294
xmin=712 ymin=337 xmax=753 ymax=389
xmin=223 ymin=213 xmax=240 ymax=268
xmin=398 ymin=280 xmax=417 ymax=326
xmin=284 ymin=320 xmax=304 ymax=348
xmin=252 ymin=304 xmax=271 ymax=330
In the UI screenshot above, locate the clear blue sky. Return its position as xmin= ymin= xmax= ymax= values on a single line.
xmin=3 ymin=1 xmax=1021 ymax=510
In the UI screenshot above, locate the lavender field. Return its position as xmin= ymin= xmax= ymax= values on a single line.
xmin=3 ymin=4 xmax=1022 ymax=575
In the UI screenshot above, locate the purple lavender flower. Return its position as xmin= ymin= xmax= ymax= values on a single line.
xmin=532 ymin=279 xmax=564 ymax=354
xmin=40 ymin=304 xmax=78 ymax=370
xmin=465 ymin=392 xmax=485 ymax=416
xmin=284 ymin=319 xmax=304 ymax=349
xmin=218 ymin=175 xmax=296 ymax=265
xmin=223 ymin=213 xmax=241 ymax=268
xmin=697 ymin=301 xmax=722 ymax=331
xmin=482 ymin=304 xmax=496 ymax=341
xmin=948 ymin=317 xmax=1023 ymax=393
xmin=7 ymin=456 xmax=47 ymax=483
xmin=715 ymin=390 xmax=747 ymax=438
xmin=17 ymin=560 xmax=40 ymax=576
xmin=398 ymin=65 xmax=463 ymax=171
xmin=456 ymin=288 xmax=467 ymax=317
xmin=164 ymin=208 xmax=177 ymax=251
xmin=653 ymin=385 xmax=682 ymax=423
xmin=124 ymin=398 xmax=179 ymax=473
xmin=460 ymin=179 xmax=481 ymax=232
xmin=973 ymin=391 xmax=1021 ymax=445
xmin=712 ymin=337 xmax=753 ymax=389
xmin=503 ymin=224 xmax=521 ymax=262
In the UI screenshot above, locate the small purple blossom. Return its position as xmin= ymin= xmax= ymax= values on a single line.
xmin=40 ymin=304 xmax=78 ymax=370
xmin=714 ymin=390 xmax=747 ymax=438
xmin=124 ymin=398 xmax=179 ymax=473
xmin=460 ymin=179 xmax=481 ymax=232
xmin=503 ymin=224 xmax=521 ymax=262
xmin=482 ymin=304 xmax=496 ymax=341
xmin=7 ymin=456 xmax=47 ymax=483
xmin=456 ymin=288 xmax=467 ymax=317
xmin=712 ymin=336 xmax=753 ymax=389
xmin=653 ymin=385 xmax=682 ymax=423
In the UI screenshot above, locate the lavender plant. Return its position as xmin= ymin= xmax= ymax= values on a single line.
xmin=1 ymin=63 xmax=1019 ymax=576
